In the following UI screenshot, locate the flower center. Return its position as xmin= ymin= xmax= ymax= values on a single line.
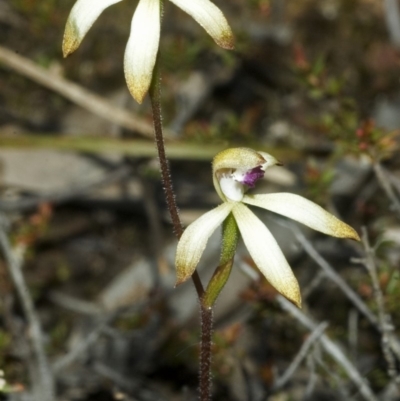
xmin=238 ymin=166 xmax=265 ymax=188
xmin=219 ymin=166 xmax=265 ymax=201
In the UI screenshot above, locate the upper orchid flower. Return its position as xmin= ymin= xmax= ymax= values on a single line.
xmin=175 ymin=148 xmax=360 ymax=307
xmin=62 ymin=0 xmax=234 ymax=103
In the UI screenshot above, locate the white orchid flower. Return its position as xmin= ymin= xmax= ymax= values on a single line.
xmin=175 ymin=148 xmax=360 ymax=307
xmin=62 ymin=0 xmax=234 ymax=103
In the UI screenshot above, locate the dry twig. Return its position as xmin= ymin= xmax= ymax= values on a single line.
xmin=276 ymin=295 xmax=378 ymax=401
xmin=0 ymin=45 xmax=174 ymax=139
xmin=354 ymin=228 xmax=400 ymax=382
xmin=52 ymin=318 xmax=109 ymax=374
xmin=0 ymin=215 xmax=55 ymax=401
xmin=290 ymin=221 xmax=400 ymax=364
xmin=272 ymin=321 xmax=329 ymax=391
xmin=304 ymin=353 xmax=318 ymax=399
xmin=373 ymin=162 xmax=400 ymax=218
xmin=289 ymin=222 xmax=379 ymax=327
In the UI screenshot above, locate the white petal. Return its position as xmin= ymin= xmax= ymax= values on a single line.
xmin=124 ymin=0 xmax=160 ymax=103
xmin=169 ymin=0 xmax=234 ymax=49
xmin=219 ymin=176 xmax=245 ymax=201
xmin=232 ymin=203 xmax=301 ymax=307
xmin=243 ymin=193 xmax=360 ymax=240
xmin=175 ymin=203 xmax=234 ymax=284
xmin=63 ymin=0 xmax=122 ymax=57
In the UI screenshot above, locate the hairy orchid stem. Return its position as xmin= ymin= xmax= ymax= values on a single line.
xmin=149 ymin=59 xmax=211 ymax=399
xmin=149 ymin=61 xmax=204 ymax=299
xmin=199 ymin=304 xmax=213 ymax=401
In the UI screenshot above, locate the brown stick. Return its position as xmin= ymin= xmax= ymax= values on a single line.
xmin=149 ymin=67 xmax=204 ymax=298
xmin=0 ymin=44 xmax=175 ymax=139
xmin=0 ymin=218 xmax=55 ymax=401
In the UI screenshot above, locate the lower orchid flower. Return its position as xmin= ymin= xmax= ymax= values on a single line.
xmin=175 ymin=148 xmax=360 ymax=307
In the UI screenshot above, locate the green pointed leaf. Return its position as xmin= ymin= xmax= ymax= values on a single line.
xmin=203 ymin=213 xmax=239 ymax=308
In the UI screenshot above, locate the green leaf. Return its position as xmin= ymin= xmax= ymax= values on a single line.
xmin=202 ymin=213 xmax=239 ymax=308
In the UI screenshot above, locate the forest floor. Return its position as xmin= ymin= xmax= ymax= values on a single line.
xmin=1 ymin=0 xmax=400 ymax=400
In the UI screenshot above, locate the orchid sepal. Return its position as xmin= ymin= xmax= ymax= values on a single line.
xmin=124 ymin=0 xmax=161 ymax=103
xmin=168 ymin=0 xmax=234 ymax=49
xmin=242 ymin=193 xmax=360 ymax=241
xmin=232 ymin=202 xmax=302 ymax=307
xmin=63 ymin=0 xmax=123 ymax=57
xmin=175 ymin=202 xmax=234 ymax=286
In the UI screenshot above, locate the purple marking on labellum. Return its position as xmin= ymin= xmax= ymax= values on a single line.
xmin=242 ymin=166 xmax=265 ymax=187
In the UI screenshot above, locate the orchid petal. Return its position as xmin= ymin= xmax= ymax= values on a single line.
xmin=243 ymin=193 xmax=360 ymax=240
xmin=169 ymin=0 xmax=234 ymax=49
xmin=63 ymin=0 xmax=122 ymax=57
xmin=219 ymin=176 xmax=245 ymax=202
xmin=124 ymin=0 xmax=160 ymax=103
xmin=175 ymin=202 xmax=234 ymax=285
xmin=232 ymin=203 xmax=301 ymax=307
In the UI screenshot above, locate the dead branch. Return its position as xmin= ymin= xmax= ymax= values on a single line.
xmin=0 ymin=215 xmax=55 ymax=401
xmin=276 ymin=294 xmax=378 ymax=401
xmin=373 ymin=162 xmax=400 ymax=218
xmin=358 ymin=227 xmax=400 ymax=382
xmin=290 ymin=222 xmax=379 ymax=327
xmin=0 ymin=45 xmax=175 ymax=139
xmin=272 ymin=321 xmax=329 ymax=391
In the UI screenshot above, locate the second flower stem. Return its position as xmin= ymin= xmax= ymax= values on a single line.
xmin=150 ymin=70 xmax=212 ymax=400
xmin=149 ymin=67 xmax=204 ymax=298
xmin=150 ymin=60 xmax=215 ymax=401
xmin=199 ymin=304 xmax=213 ymax=401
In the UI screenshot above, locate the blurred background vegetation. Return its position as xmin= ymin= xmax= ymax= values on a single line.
xmin=1 ymin=0 xmax=400 ymax=400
